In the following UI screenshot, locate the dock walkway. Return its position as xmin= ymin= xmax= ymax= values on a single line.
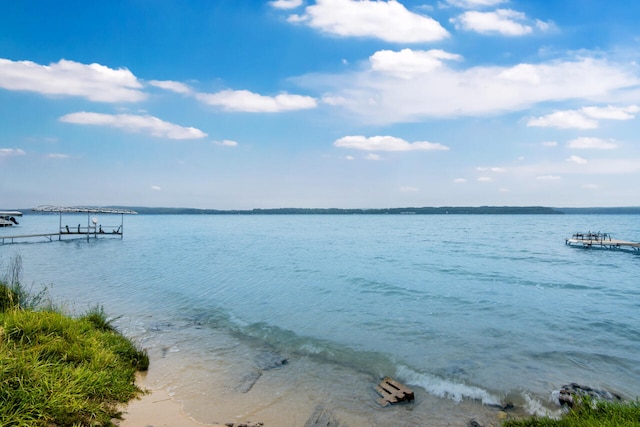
xmin=1 ymin=206 xmax=135 ymax=244
xmin=565 ymin=232 xmax=640 ymax=251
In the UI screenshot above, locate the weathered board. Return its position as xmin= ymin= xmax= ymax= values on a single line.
xmin=375 ymin=377 xmax=415 ymax=406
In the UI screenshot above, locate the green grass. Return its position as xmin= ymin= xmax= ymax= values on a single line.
xmin=0 ymin=255 xmax=148 ymax=426
xmin=502 ymin=397 xmax=640 ymax=427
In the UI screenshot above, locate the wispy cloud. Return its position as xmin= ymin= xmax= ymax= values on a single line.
xmin=269 ymin=0 xmax=303 ymax=9
xmin=566 ymin=155 xmax=588 ymax=164
xmin=196 ymin=89 xmax=317 ymax=112
xmin=300 ymin=52 xmax=639 ymax=125
xmin=47 ymin=153 xmax=70 ymax=159
xmin=476 ymin=166 xmax=506 ymax=172
xmin=59 ymin=112 xmax=207 ymax=140
xmin=528 ymin=110 xmax=598 ymax=129
xmin=213 ymin=139 xmax=239 ymax=147
xmin=287 ymin=0 xmax=449 ymax=43
xmin=567 ymin=137 xmax=617 ymax=150
xmin=148 ymin=80 xmax=193 ymax=94
xmin=370 ymin=49 xmax=462 ymax=79
xmin=0 ymin=58 xmax=145 ymax=102
xmin=0 ymin=148 xmax=26 ymax=157
xmin=527 ymin=105 xmax=639 ymax=129
xmin=334 ymin=135 xmax=449 ymax=151
xmin=451 ymin=9 xmax=542 ymax=36
xmin=446 ymin=0 xmax=507 ymax=8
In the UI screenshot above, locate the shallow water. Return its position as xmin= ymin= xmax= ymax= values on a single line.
xmin=3 ymin=214 xmax=639 ymax=425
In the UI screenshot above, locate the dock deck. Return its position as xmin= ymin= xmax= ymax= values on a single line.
xmin=1 ymin=205 xmax=135 ymax=244
xmin=1 ymin=230 xmax=123 ymax=244
xmin=565 ymin=232 xmax=640 ymax=251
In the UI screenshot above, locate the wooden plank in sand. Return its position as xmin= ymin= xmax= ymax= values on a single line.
xmin=375 ymin=377 xmax=414 ymax=407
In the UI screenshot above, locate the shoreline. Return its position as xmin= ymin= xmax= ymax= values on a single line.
xmin=118 ymin=387 xmax=224 ymax=427
xmin=114 ymin=339 xmax=523 ymax=427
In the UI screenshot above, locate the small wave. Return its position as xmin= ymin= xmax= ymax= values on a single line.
xmin=396 ymin=365 xmax=501 ymax=406
xmin=522 ymin=392 xmax=561 ymax=418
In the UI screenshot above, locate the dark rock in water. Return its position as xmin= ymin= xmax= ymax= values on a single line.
xmin=468 ymin=419 xmax=484 ymax=427
xmin=224 ymin=423 xmax=263 ymax=427
xmin=254 ymin=351 xmax=287 ymax=370
xmin=149 ymin=321 xmax=173 ymax=332
xmin=558 ymin=383 xmax=623 ymax=407
xmin=236 ymin=370 xmax=262 ymax=393
xmin=304 ymin=405 xmax=343 ymax=427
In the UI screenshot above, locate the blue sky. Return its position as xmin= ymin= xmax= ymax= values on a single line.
xmin=1 ymin=0 xmax=640 ymax=209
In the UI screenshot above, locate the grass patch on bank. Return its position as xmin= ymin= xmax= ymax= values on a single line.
xmin=0 ymin=255 xmax=148 ymax=426
xmin=503 ymin=397 xmax=640 ymax=426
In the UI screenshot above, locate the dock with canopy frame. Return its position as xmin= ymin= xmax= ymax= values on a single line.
xmin=1 ymin=206 xmax=137 ymax=244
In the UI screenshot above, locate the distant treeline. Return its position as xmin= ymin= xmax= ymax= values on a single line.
xmin=104 ymin=206 xmax=563 ymax=215
xmin=21 ymin=206 xmax=640 ymax=215
xmin=555 ymin=207 xmax=640 ymax=214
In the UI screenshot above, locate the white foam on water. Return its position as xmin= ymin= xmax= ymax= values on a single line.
xmin=522 ymin=392 xmax=562 ymax=418
xmin=396 ymin=365 xmax=502 ymax=406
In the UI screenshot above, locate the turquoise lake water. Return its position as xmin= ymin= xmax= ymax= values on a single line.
xmin=2 ymin=214 xmax=639 ymax=425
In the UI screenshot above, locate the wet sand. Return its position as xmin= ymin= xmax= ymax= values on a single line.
xmin=118 ymin=387 xmax=224 ymax=427
xmin=116 ymin=335 xmax=519 ymax=427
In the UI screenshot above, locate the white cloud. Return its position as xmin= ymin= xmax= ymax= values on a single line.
xmin=269 ymin=0 xmax=303 ymax=9
xmin=213 ymin=139 xmax=239 ymax=147
xmin=151 ymin=185 xmax=162 ymax=191
xmin=294 ymin=0 xmax=449 ymax=43
xmin=542 ymin=141 xmax=558 ymax=147
xmin=528 ymin=110 xmax=598 ymax=129
xmin=567 ymin=137 xmax=617 ymax=150
xmin=528 ymin=105 xmax=639 ymax=129
xmin=370 ymin=49 xmax=462 ymax=79
xmin=322 ymin=95 xmax=348 ymax=106
xmin=196 ymin=89 xmax=317 ymax=112
xmin=454 ymin=178 xmax=467 ymax=183
xmin=536 ymin=175 xmax=561 ymax=180
xmin=477 ymin=176 xmax=493 ymax=182
xmin=566 ymin=155 xmax=588 ymax=164
xmin=345 ymin=155 xmax=355 ymax=160
xmin=47 ymin=153 xmax=70 ymax=159
xmin=334 ymin=135 xmax=449 ymax=151
xmin=581 ymin=104 xmax=640 ymax=120
xmin=365 ymin=153 xmax=381 ymax=160
xmin=60 ymin=112 xmax=207 ymax=140
xmin=0 ymin=148 xmax=26 ymax=157
xmin=148 ymin=80 xmax=192 ymax=94
xmin=446 ymin=0 xmax=507 ymax=8
xmin=451 ymin=9 xmax=533 ymax=36
xmin=476 ymin=166 xmax=505 ymax=172
xmin=302 ymin=52 xmax=640 ymax=124
xmin=0 ymin=58 xmax=145 ymax=102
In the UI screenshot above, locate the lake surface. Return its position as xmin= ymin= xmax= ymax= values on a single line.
xmin=2 ymin=214 xmax=639 ymax=426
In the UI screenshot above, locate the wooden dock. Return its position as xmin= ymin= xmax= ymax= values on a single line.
xmin=565 ymin=232 xmax=640 ymax=251
xmin=1 ymin=230 xmax=123 ymax=244
xmin=375 ymin=377 xmax=415 ymax=407
xmin=1 ymin=205 xmax=135 ymax=244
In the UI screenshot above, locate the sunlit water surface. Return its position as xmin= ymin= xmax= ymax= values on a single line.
xmin=3 ymin=214 xmax=639 ymax=426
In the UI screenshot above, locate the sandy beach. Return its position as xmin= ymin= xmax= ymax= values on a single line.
xmin=118 ymin=387 xmax=224 ymax=427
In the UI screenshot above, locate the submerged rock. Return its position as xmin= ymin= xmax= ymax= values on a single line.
xmin=235 ymin=371 xmax=262 ymax=393
xmin=304 ymin=405 xmax=343 ymax=427
xmin=254 ymin=351 xmax=288 ymax=370
xmin=557 ymin=383 xmax=623 ymax=407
